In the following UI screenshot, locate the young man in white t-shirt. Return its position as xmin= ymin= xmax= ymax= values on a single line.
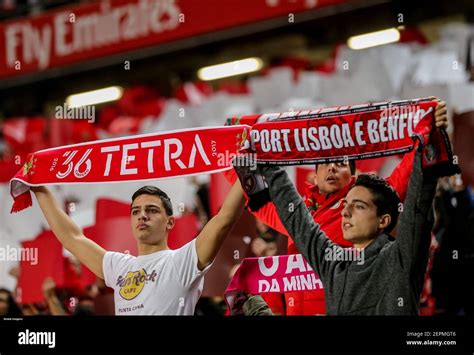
xmin=31 ymin=180 xmax=245 ymax=315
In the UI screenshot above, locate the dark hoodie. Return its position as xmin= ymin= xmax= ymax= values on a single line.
xmin=259 ymin=149 xmax=436 ymax=315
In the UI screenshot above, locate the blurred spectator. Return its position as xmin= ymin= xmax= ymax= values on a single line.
xmin=89 ymin=278 xmax=114 ymax=315
xmin=419 ymin=234 xmax=439 ymax=315
xmin=251 ymin=220 xmax=279 ymax=257
xmin=20 ymin=303 xmax=42 ymax=316
xmin=71 ymin=283 xmax=101 ymax=316
xmin=0 ymin=288 xmax=22 ymax=317
xmin=8 ymin=265 xmax=20 ymax=279
xmin=188 ymin=176 xmax=211 ymax=227
xmin=251 ymin=220 xmax=286 ymax=315
xmin=176 ymin=176 xmax=212 ymax=234
xmin=42 ymin=276 xmax=100 ymax=316
xmin=194 ymin=296 xmax=226 ymax=316
xmin=1 ymin=0 xmax=16 ymax=11
xmin=42 ymin=277 xmax=66 ymax=315
xmin=225 ymin=220 xmax=285 ymax=315
xmin=73 ymin=296 xmax=95 ymax=316
xmin=431 ymin=175 xmax=474 ymax=315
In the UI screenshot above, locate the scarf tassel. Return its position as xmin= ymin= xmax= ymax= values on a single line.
xmin=11 ymin=191 xmax=33 ymax=213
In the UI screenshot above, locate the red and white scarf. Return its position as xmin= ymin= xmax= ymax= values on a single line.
xmin=10 ymin=98 xmax=437 ymax=213
xmin=10 ymin=126 xmax=248 ymax=212
xmin=233 ymin=98 xmax=436 ymax=164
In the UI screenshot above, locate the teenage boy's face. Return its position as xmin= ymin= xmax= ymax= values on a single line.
xmin=315 ymin=162 xmax=352 ymax=195
xmin=130 ymin=194 xmax=174 ymax=244
xmin=341 ymin=186 xmax=387 ymax=245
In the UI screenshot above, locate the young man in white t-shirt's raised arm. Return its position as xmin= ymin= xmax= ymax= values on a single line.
xmin=31 ymin=180 xmax=246 ymax=315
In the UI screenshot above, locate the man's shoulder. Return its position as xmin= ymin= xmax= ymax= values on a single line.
xmin=105 ymin=251 xmax=136 ymax=265
xmin=366 ymin=234 xmax=395 ymax=256
xmin=380 ymin=234 xmax=396 ymax=249
xmin=106 ymin=250 xmax=134 ymax=257
xmin=171 ymin=239 xmax=196 ymax=257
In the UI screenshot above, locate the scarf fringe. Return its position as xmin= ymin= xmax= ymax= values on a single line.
xmin=10 ymin=191 xmax=32 ymax=213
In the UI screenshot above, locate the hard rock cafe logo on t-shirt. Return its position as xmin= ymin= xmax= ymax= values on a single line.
xmin=116 ymin=269 xmax=158 ymax=300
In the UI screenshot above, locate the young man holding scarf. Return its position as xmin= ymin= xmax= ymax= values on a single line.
xmin=235 ymin=100 xmax=448 ymax=315
xmin=235 ymin=129 xmax=458 ymax=315
xmin=31 ymin=181 xmax=245 ymax=315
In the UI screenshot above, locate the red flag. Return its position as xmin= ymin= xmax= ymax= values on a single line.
xmin=209 ymin=172 xmax=232 ymax=216
xmin=17 ymin=230 xmax=64 ymax=304
xmin=95 ymin=216 xmax=138 ymax=255
xmin=168 ymin=214 xmax=199 ymax=250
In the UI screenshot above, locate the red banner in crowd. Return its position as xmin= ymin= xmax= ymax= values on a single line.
xmin=238 ymin=98 xmax=437 ymax=165
xmin=0 ymin=0 xmax=350 ymax=79
xmin=225 ymin=254 xmax=322 ymax=312
xmin=10 ymin=125 xmax=248 ymax=212
xmin=17 ymin=230 xmax=65 ymax=304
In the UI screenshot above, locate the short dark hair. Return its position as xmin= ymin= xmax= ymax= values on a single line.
xmin=131 ymin=186 xmax=173 ymax=216
xmin=351 ymin=174 xmax=400 ymax=234
xmin=315 ymin=160 xmax=356 ymax=175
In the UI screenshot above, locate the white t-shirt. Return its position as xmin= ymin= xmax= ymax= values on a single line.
xmin=102 ymin=239 xmax=211 ymax=315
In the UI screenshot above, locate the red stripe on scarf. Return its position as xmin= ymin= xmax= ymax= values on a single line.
xmin=10 ymin=125 xmax=249 ymax=213
xmin=241 ymin=100 xmax=437 ymax=165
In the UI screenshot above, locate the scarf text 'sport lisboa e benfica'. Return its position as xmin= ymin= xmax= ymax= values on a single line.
xmin=10 ymin=98 xmax=439 ymax=213
xmin=228 ymin=98 xmax=437 ymax=165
